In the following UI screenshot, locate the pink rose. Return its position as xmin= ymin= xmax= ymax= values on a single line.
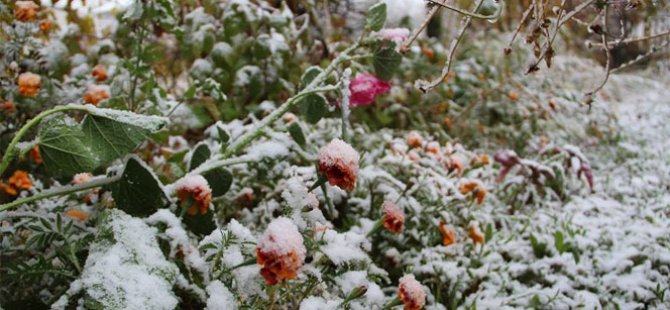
xmin=349 ymin=73 xmax=391 ymax=106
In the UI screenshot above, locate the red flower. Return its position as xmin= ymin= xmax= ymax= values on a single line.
xmin=256 ymin=218 xmax=306 ymax=285
xmin=382 ymin=201 xmax=405 ymax=234
xmin=398 ymin=274 xmax=426 ymax=310
xmin=175 ymin=175 xmax=212 ymax=215
xmin=318 ymin=139 xmax=359 ymax=191
xmin=349 ymin=73 xmax=391 ymax=106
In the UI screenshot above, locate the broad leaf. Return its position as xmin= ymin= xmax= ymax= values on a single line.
xmin=110 ymin=156 xmax=168 ymax=217
xmin=373 ymin=43 xmax=402 ymax=81
xmin=204 ymin=168 xmax=233 ymax=197
xmin=300 ymin=66 xmax=323 ymax=89
xmin=38 ymin=116 xmax=98 ymax=177
xmin=188 ymin=143 xmax=211 ymax=171
xmin=82 ymin=115 xmax=154 ymax=164
xmin=299 ymin=94 xmax=328 ymax=124
xmin=181 ymin=207 xmax=216 ymax=236
xmin=366 ymin=2 xmax=387 ymax=31
xmin=288 ymin=122 xmax=306 ymax=147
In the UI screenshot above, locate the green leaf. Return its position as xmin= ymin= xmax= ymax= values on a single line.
xmin=485 ymin=223 xmax=494 ymax=243
xmin=288 ymin=122 xmax=306 ymax=147
xmin=183 ymin=85 xmax=197 ymax=100
xmin=181 ymin=208 xmax=216 ymax=236
xmin=529 ymin=234 xmax=548 ymax=258
xmin=110 ymin=156 xmax=168 ymax=217
xmin=188 ymin=143 xmax=211 ymax=171
xmin=373 ymin=44 xmax=402 ymax=81
xmin=299 ymin=94 xmax=328 ymax=124
xmin=366 ymin=2 xmax=387 ymax=31
xmin=203 ymin=168 xmax=233 ymax=197
xmin=38 ymin=116 xmax=98 ymax=177
xmin=300 ymin=66 xmax=323 ymax=89
xmin=217 ymin=125 xmax=230 ymax=143
xmin=81 ymin=115 xmax=154 ymax=164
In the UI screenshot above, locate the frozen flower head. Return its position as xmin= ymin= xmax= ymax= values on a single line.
xmin=318 ymin=139 xmax=359 ymax=191
xmin=470 ymin=153 xmax=491 ymax=167
xmin=425 ymin=142 xmax=441 ymax=158
xmin=72 ymin=173 xmax=93 ymax=185
xmin=468 ymin=222 xmax=485 ymax=245
xmin=91 ymin=65 xmax=108 ymax=82
xmin=459 ymin=180 xmax=486 ymax=205
xmin=256 ymin=217 xmax=306 ymax=285
xmin=39 ymin=19 xmax=52 ymax=32
xmin=65 ymin=209 xmax=90 ymax=221
xmin=376 ymin=28 xmax=410 ymax=44
xmin=446 ymin=155 xmax=464 ymax=176
xmin=175 ymin=175 xmax=212 ymax=216
xmin=438 ymin=222 xmax=456 ymax=246
xmin=17 ymin=72 xmax=41 ymax=97
xmin=349 ymin=73 xmax=391 ymax=106
xmin=398 ymin=274 xmax=426 ymax=310
xmin=382 ymin=201 xmax=405 ymax=233
xmin=83 ymin=85 xmax=110 ymax=106
xmin=1 ymin=101 xmax=16 ymax=114
xmin=406 ymin=131 xmax=423 ymax=148
xmin=0 ymin=170 xmax=32 ymax=196
xmin=14 ymin=1 xmax=39 ymax=22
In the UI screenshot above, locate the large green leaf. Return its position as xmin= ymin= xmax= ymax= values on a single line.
xmin=188 ymin=143 xmax=211 ymax=171
xmin=82 ymin=115 xmax=153 ymax=164
xmin=110 ymin=156 xmax=168 ymax=217
xmin=366 ymin=2 xmax=387 ymax=31
xmin=204 ymin=168 xmax=233 ymax=197
xmin=373 ymin=43 xmax=402 ymax=81
xmin=38 ymin=116 xmax=98 ymax=177
xmin=299 ymin=94 xmax=328 ymax=124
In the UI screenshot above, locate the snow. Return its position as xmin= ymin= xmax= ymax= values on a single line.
xmin=205 ymin=281 xmax=237 ymax=310
xmin=77 ymin=104 xmax=169 ymax=131
xmin=257 ymin=217 xmax=306 ymax=262
xmin=247 ymin=140 xmax=289 ymax=160
xmin=317 ymin=139 xmax=360 ymax=168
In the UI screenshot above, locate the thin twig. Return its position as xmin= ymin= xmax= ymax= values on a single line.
xmin=401 ymin=4 xmax=441 ymax=52
xmin=584 ymin=4 xmax=611 ymax=99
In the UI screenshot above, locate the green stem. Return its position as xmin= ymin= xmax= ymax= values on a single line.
xmin=0 ymin=175 xmax=121 ymax=212
xmin=0 ymin=105 xmax=89 ymax=177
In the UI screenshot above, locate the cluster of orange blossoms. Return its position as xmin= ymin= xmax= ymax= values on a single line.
xmin=0 ymin=171 xmax=32 ymax=196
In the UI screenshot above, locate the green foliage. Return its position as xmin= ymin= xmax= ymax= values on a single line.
xmin=365 ymin=2 xmax=387 ymax=32
xmin=109 ymin=156 xmax=169 ymax=217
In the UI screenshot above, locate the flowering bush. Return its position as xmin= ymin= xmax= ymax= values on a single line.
xmin=1 ymin=1 xmax=669 ymax=309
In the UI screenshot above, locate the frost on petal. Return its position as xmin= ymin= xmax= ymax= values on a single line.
xmin=318 ymin=139 xmax=360 ymax=191
xmin=349 ymin=73 xmax=391 ymax=106
xmin=376 ymin=28 xmax=410 ymax=44
xmin=256 ymin=217 xmax=306 ymax=285
xmin=175 ymin=175 xmax=212 ymax=215
xmin=382 ymin=201 xmax=405 ymax=234
xmin=398 ymin=274 xmax=426 ymax=310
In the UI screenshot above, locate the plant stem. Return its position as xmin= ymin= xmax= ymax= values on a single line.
xmin=129 ymin=26 xmax=146 ymax=112
xmin=0 ymin=105 xmax=89 ymax=177
xmin=0 ymin=175 xmax=121 ymax=212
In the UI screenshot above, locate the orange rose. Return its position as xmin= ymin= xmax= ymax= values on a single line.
xmin=18 ymin=72 xmax=41 ymax=97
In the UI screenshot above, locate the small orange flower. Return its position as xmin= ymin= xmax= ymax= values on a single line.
xmin=14 ymin=1 xmax=39 ymax=22
xmin=459 ymin=180 xmax=486 ymax=205
xmin=175 ymin=175 xmax=212 ymax=215
xmin=425 ymin=142 xmax=441 ymax=157
xmin=446 ymin=155 xmax=464 ymax=176
xmin=18 ymin=72 xmax=41 ymax=97
xmin=91 ymin=65 xmax=108 ymax=82
xmin=30 ymin=146 xmax=42 ymax=165
xmin=318 ymin=139 xmax=359 ymax=192
xmin=406 ymin=131 xmax=423 ymax=148
xmin=83 ymin=85 xmax=110 ymax=106
xmin=438 ymin=222 xmax=456 ymax=246
xmin=382 ymin=201 xmax=405 ymax=234
xmin=256 ymin=218 xmax=306 ymax=285
xmin=65 ymin=209 xmax=90 ymax=221
xmin=0 ymin=170 xmax=32 ymax=196
xmin=470 ymin=154 xmax=491 ymax=167
xmin=398 ymin=274 xmax=426 ymax=310
xmin=1 ymin=101 xmax=16 ymax=114
xmin=39 ymin=19 xmax=52 ymax=32
xmin=507 ymin=91 xmax=520 ymax=102
xmin=468 ymin=222 xmax=485 ymax=245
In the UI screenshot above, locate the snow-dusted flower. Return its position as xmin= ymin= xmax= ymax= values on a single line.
xmin=30 ymin=146 xmax=42 ymax=165
xmin=65 ymin=209 xmax=90 ymax=221
xmin=91 ymin=65 xmax=108 ymax=82
xmin=438 ymin=222 xmax=456 ymax=246
xmin=398 ymin=274 xmax=426 ymax=310
xmin=376 ymin=28 xmax=410 ymax=44
xmin=318 ymin=139 xmax=359 ymax=191
xmin=175 ymin=175 xmax=212 ymax=215
xmin=468 ymin=222 xmax=485 ymax=245
xmin=39 ymin=19 xmax=52 ymax=32
xmin=408 ymin=150 xmax=420 ymax=161
xmin=446 ymin=154 xmax=464 ymax=176
xmin=470 ymin=153 xmax=491 ymax=166
xmin=1 ymin=101 xmax=16 ymax=114
xmin=17 ymin=72 xmax=41 ymax=97
xmin=406 ymin=131 xmax=423 ymax=148
xmin=83 ymin=85 xmax=110 ymax=106
xmin=494 ymin=149 xmax=520 ymax=182
xmin=256 ymin=217 xmax=306 ymax=285
xmin=14 ymin=1 xmax=39 ymax=22
xmin=349 ymin=73 xmax=391 ymax=106
xmin=72 ymin=173 xmax=93 ymax=185
xmin=0 ymin=170 xmax=32 ymax=196
xmin=382 ymin=201 xmax=405 ymax=234
xmin=283 ymin=112 xmax=296 ymax=124
xmin=459 ymin=180 xmax=486 ymax=205
xmin=425 ymin=142 xmax=441 ymax=157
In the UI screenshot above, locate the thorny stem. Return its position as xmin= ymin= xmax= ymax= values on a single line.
xmin=416 ymin=0 xmax=485 ymax=93
xmin=0 ymin=105 xmax=89 ymax=177
xmin=0 ymin=175 xmax=121 ymax=212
